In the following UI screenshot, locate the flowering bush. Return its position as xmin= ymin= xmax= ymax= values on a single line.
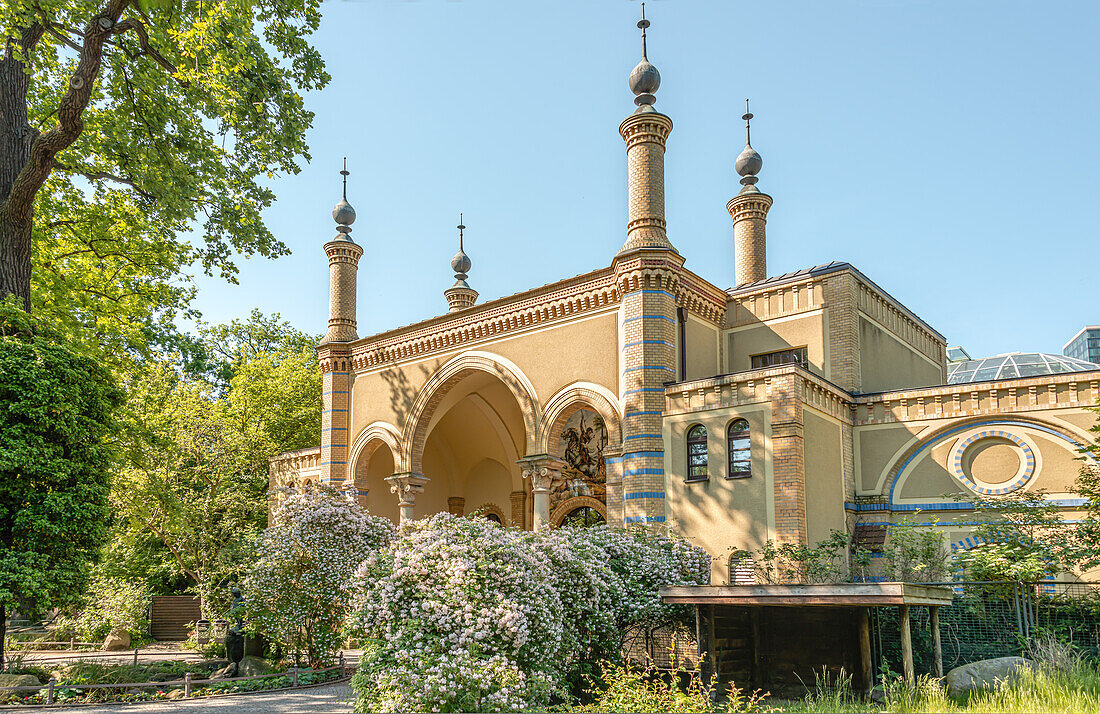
xmin=54 ymin=575 xmax=151 ymax=642
xmin=347 ymin=515 xmax=710 ymax=712
xmin=246 ymin=484 xmax=394 ymax=667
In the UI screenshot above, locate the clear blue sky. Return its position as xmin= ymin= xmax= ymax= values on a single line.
xmin=191 ymin=0 xmax=1099 ymax=358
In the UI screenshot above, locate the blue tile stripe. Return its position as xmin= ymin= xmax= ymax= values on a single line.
xmin=327 ymin=372 xmax=350 ymax=376
xmin=622 ymin=289 xmax=676 ymax=299
xmin=624 ymin=491 xmax=665 ymax=500
xmin=320 ymin=461 xmax=347 ymax=466
xmin=622 ymin=340 xmax=675 ymax=349
xmin=323 ymin=408 xmax=349 ymax=413
xmin=623 ymin=366 xmax=676 ymax=373
xmin=622 ymin=451 xmax=664 ymax=459
xmin=625 ymin=410 xmax=663 ymax=418
xmin=623 ymin=315 xmax=677 ymax=323
xmin=846 ymin=497 xmax=1088 ymax=513
xmin=624 ymin=433 xmax=662 ymax=440
xmin=323 ymin=390 xmax=350 ymax=395
xmin=624 ymin=515 xmax=667 ymax=524
xmin=321 ymin=427 xmax=348 ymax=432
xmin=623 ymin=468 xmax=664 ymax=476
xmin=624 ymin=388 xmax=665 ymax=395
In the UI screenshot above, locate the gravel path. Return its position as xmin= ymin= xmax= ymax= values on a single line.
xmin=71 ymin=683 xmax=354 ymax=713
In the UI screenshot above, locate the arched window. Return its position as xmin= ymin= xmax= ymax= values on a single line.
xmin=728 ymin=552 xmax=756 ymax=585
xmin=485 ymin=512 xmax=502 ymax=525
xmin=687 ymin=425 xmax=708 ymax=481
xmin=561 ymin=506 xmax=605 ymax=528
xmin=727 ymin=419 xmax=751 ymax=479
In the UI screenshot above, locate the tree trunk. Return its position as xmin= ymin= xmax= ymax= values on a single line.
xmin=0 ymin=602 xmax=7 ymax=671
xmin=0 ymin=30 xmax=41 ymax=311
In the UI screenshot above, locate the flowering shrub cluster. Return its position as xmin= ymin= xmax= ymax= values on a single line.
xmin=54 ymin=575 xmax=151 ymax=642
xmin=347 ymin=514 xmax=710 ymax=712
xmin=246 ymin=485 xmax=394 ymax=667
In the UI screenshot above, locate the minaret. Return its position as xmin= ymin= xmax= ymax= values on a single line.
xmin=612 ymin=4 xmax=683 ymax=529
xmin=321 ymin=159 xmax=364 ymax=344
xmin=318 ymin=159 xmax=361 ymax=486
xmin=444 ymin=214 xmax=478 ymax=312
xmin=728 ymin=101 xmax=773 ymax=286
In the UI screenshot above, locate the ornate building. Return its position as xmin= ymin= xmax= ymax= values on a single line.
xmin=271 ymin=13 xmax=1100 ymax=581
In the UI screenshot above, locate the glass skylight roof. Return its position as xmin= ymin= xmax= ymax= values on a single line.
xmin=947 ymin=352 xmax=1100 ymax=384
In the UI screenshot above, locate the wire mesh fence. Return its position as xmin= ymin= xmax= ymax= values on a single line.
xmin=872 ymin=581 xmax=1100 ymax=677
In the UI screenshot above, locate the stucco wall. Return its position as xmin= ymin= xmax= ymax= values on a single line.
xmin=858 ymin=316 xmax=943 ymax=393
xmin=664 ymin=405 xmax=772 ymax=582
xmin=725 ymin=312 xmax=825 ymax=377
xmin=855 ymin=423 xmax=924 ymax=493
xmin=684 ymin=315 xmax=719 ymax=381
xmin=803 ymin=409 xmax=847 ymax=544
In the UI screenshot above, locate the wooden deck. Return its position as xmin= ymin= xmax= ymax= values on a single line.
xmin=660 ymin=582 xmax=954 ymax=607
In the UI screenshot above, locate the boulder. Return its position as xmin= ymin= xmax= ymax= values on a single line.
xmin=167 ymin=688 xmax=187 ymax=700
xmin=103 ymin=628 xmax=130 ymax=651
xmin=196 ymin=658 xmax=229 ymax=673
xmin=0 ymin=674 xmax=42 ymax=690
xmin=945 ymin=656 xmax=1033 ymax=700
xmin=211 ymin=655 xmax=277 ymax=679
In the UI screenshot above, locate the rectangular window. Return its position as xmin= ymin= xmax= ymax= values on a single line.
xmin=751 ymin=347 xmax=808 ymax=370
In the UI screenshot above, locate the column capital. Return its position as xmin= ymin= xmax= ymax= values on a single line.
xmin=517 ymin=455 xmax=563 ymax=492
xmin=386 ymin=472 xmax=429 ymax=505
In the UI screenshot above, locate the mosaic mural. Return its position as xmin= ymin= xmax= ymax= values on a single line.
xmin=550 ymin=410 xmax=608 ymax=513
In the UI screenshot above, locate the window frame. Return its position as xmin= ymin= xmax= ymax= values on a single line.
xmin=686 ymin=424 xmax=709 ymax=482
xmin=726 ymin=418 xmax=752 ymax=479
xmin=750 ymin=346 xmax=809 ymax=370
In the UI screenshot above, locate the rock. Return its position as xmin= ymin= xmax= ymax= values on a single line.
xmin=196 ymin=658 xmax=229 ymax=672
xmin=103 ymin=628 xmax=130 ymax=651
xmin=210 ymin=662 xmax=238 ymax=679
xmin=236 ymin=655 xmax=277 ymax=678
xmin=869 ymin=685 xmax=886 ymax=703
xmin=945 ymin=656 xmax=1033 ymax=700
xmin=167 ymin=688 xmax=187 ymax=700
xmin=149 ymin=672 xmax=181 ymax=683
xmin=0 ymin=674 xmax=42 ymax=690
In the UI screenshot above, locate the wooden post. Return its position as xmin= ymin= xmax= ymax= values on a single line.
xmin=931 ymin=606 xmax=944 ymax=679
xmin=133 ymin=648 xmax=139 ymax=666
xmin=47 ymin=681 xmax=55 ymax=705
xmin=293 ymin=667 xmax=300 ymax=688
xmin=183 ymin=672 xmax=192 ymax=698
xmin=750 ymin=609 xmax=762 ymax=692
xmin=859 ymin=607 xmax=873 ymax=698
xmin=899 ymin=604 xmax=914 ymax=686
xmin=339 ymin=651 xmax=346 ymax=678
xmin=696 ymin=606 xmax=715 ymax=692
xmin=69 ymin=637 xmax=75 ymax=651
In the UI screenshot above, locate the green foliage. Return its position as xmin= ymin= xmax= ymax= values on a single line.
xmin=108 ymin=312 xmax=320 ymax=615
xmin=1 ymin=0 xmax=328 ymax=360
xmin=0 ymin=300 xmax=123 ymax=665
xmin=883 ymin=516 xmax=951 ymax=583
xmin=574 ymin=659 xmax=767 ymax=713
xmin=951 ymin=490 xmax=1076 ymax=581
xmin=53 ymin=574 xmax=151 ymax=642
xmin=752 ymin=529 xmax=858 ymax=583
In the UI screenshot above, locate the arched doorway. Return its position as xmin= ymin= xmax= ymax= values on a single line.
xmin=351 ymin=438 xmax=401 ymax=524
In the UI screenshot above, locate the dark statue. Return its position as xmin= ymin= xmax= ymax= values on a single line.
xmin=224 ymin=586 xmax=245 ymax=669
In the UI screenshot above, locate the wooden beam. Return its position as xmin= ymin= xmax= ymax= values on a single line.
xmin=859 ymin=607 xmax=873 ymax=699
xmin=899 ymin=604 xmax=914 ymax=686
xmin=750 ymin=609 xmax=761 ymax=691
xmin=696 ymin=605 xmax=715 ymax=693
xmin=931 ymin=606 xmax=944 ymax=679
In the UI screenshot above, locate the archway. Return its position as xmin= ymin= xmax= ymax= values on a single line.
xmin=416 ymin=368 xmax=533 ymax=525
xmin=350 ymin=435 xmax=401 ymax=524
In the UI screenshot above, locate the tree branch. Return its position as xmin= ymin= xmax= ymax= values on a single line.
xmin=113 ymin=17 xmax=187 ymax=86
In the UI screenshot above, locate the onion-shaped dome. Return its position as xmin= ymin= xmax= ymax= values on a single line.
xmin=332 ymin=197 xmax=356 ymax=226
xmin=948 ymin=352 xmax=1100 ymax=384
xmin=451 ymin=249 xmax=471 ymax=276
xmin=735 ymin=144 xmax=762 ymax=177
xmin=629 ymin=58 xmax=661 ymax=96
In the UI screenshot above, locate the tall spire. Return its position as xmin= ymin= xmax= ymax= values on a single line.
xmin=332 ymin=157 xmax=356 ymax=241
xmin=444 ymin=212 xmax=477 ymax=312
xmin=734 ymin=100 xmax=763 ymax=194
xmin=628 ymin=3 xmax=660 ymax=112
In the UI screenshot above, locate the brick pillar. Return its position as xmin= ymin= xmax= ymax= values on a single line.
xmin=319 ymin=349 xmax=351 ymax=485
xmin=823 ymin=272 xmax=861 ymax=393
xmin=321 ymin=239 xmax=362 ymax=344
xmin=769 ymin=373 xmax=807 ymax=544
xmin=447 ymin=496 xmax=465 ymax=516
xmin=509 ymin=490 xmax=527 ymax=529
xmin=614 ymin=109 xmax=680 ymax=529
xmin=604 ymin=446 xmax=624 ymax=526
xmin=728 ymin=192 xmax=773 ymax=287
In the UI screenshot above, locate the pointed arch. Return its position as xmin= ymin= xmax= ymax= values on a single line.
xmin=403 ymin=351 xmax=541 ymax=474
xmin=538 ymin=381 xmax=623 ymax=457
xmin=349 ymin=421 xmax=404 ymax=475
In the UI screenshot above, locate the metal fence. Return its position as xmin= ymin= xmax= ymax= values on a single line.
xmin=872 ymin=581 xmax=1100 ymax=677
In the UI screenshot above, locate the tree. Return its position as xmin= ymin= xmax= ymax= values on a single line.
xmin=0 ymin=301 xmax=122 ymax=668
xmin=246 ymin=484 xmax=394 ymax=667
xmin=111 ymin=312 xmax=320 ymax=615
xmin=0 ymin=0 xmax=327 ymax=357
xmin=1070 ymin=401 xmax=1100 ymax=571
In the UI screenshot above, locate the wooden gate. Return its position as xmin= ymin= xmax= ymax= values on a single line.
xmin=149 ymin=595 xmax=201 ymax=641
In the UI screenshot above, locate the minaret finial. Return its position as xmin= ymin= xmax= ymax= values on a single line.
xmin=743 ymin=100 xmax=752 ymax=146
xmin=628 ymin=3 xmax=660 ymax=111
xmin=451 ymin=214 xmax=471 ymax=285
xmin=457 ymin=212 xmax=465 ymax=252
xmin=735 ymin=100 xmax=762 ymax=192
xmin=332 ymin=158 xmax=356 ymax=240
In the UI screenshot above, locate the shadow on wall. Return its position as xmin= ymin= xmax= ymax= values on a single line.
xmin=379 ymin=359 xmax=434 ymax=433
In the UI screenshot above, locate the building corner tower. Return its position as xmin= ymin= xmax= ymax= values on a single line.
xmin=318 ymin=160 xmax=362 ymax=485
xmin=612 ymin=5 xmax=682 ymax=530
xmin=728 ymin=102 xmax=773 ymax=286
xmin=444 ymin=214 xmax=478 ymax=312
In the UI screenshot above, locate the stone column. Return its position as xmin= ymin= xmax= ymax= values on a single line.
xmin=386 ymin=473 xmax=429 ymax=523
xmin=518 ymin=456 xmax=562 ymax=530
xmin=728 ymin=192 xmax=772 ymax=287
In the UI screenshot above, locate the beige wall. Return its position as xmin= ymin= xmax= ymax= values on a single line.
xmin=803 ymin=409 xmax=847 ymax=544
xmin=725 ymin=312 xmax=825 ymax=377
xmin=855 ymin=423 xmax=923 ymax=493
xmin=665 ymin=405 xmax=772 ymax=582
xmin=858 ymin=316 xmax=943 ymax=393
xmin=684 ymin=315 xmax=719 ymax=381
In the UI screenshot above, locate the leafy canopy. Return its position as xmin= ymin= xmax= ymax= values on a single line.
xmin=1 ymin=0 xmax=328 ymax=358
